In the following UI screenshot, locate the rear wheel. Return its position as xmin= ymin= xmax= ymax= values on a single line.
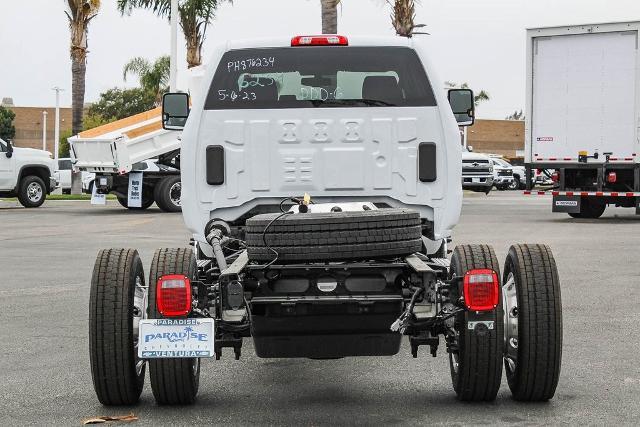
xmin=89 ymin=248 xmax=146 ymax=405
xmin=503 ymin=244 xmax=562 ymax=401
xmin=582 ymin=198 xmax=606 ymax=218
xmin=17 ymin=175 xmax=46 ymax=208
xmin=448 ymin=244 xmax=503 ymax=401
xmin=153 ymin=176 xmax=182 ymax=212
xmin=567 ymin=198 xmax=605 ymax=219
xmin=148 ymin=248 xmax=200 ymax=405
xmin=117 ymin=191 xmax=154 ymax=210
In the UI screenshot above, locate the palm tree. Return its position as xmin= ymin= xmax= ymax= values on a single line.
xmin=65 ymin=0 xmax=101 ymax=137
xmin=505 ymin=110 xmax=525 ymax=120
xmin=123 ymin=55 xmax=170 ymax=103
xmin=118 ymin=0 xmax=228 ymax=68
xmin=320 ymin=0 xmax=340 ymax=34
xmin=388 ymin=0 xmax=425 ymax=37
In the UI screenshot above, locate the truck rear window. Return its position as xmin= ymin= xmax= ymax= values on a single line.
xmin=204 ymin=46 xmax=436 ymax=110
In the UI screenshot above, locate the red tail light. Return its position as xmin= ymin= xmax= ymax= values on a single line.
xmin=551 ymin=171 xmax=559 ymax=183
xmin=463 ymin=269 xmax=499 ymax=311
xmin=156 ymin=275 xmax=192 ymax=317
xmin=291 ymin=35 xmax=348 ymax=46
xmin=607 ymin=172 xmax=617 ymax=183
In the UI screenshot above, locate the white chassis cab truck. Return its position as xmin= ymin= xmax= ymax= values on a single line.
xmin=69 ymin=109 xmax=182 ymax=212
xmin=525 ymin=22 xmax=640 ymax=218
xmin=0 ymin=137 xmax=57 ymax=207
xmin=88 ymin=35 xmax=562 ymax=405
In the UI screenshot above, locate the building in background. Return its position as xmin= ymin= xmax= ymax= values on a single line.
xmin=1 ymin=98 xmax=73 ymax=153
xmin=467 ymin=119 xmax=524 ymax=160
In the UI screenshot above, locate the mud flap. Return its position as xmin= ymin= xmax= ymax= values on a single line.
xmin=552 ymin=195 xmax=581 ymax=213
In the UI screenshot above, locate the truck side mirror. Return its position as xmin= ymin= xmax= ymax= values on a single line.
xmin=162 ymin=92 xmax=190 ymax=131
xmin=448 ymin=89 xmax=475 ymax=126
xmin=5 ymin=140 xmax=13 ymax=158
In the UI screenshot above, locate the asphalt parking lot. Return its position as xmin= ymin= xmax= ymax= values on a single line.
xmin=1 ymin=192 xmax=639 ymax=426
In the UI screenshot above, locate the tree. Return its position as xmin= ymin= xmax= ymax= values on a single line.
xmin=320 ymin=0 xmax=340 ymax=34
xmin=118 ymin=0 xmax=228 ymax=68
xmin=58 ymin=130 xmax=73 ymax=158
xmin=123 ymin=55 xmax=170 ymax=103
xmin=388 ymin=0 xmax=426 ymax=37
xmin=88 ymin=87 xmax=157 ymax=122
xmin=0 ymin=106 xmax=16 ymax=142
xmin=65 ymin=0 xmax=101 ymax=137
xmin=445 ymin=81 xmax=490 ymax=107
xmin=506 ymin=110 xmax=525 ymax=120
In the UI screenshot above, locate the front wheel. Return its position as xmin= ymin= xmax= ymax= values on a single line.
xmin=508 ymin=177 xmax=520 ymax=190
xmin=89 ymin=248 xmax=146 ymax=405
xmin=448 ymin=244 xmax=503 ymax=402
xmin=503 ymin=244 xmax=562 ymax=401
xmin=148 ymin=248 xmax=200 ymax=405
xmin=17 ymin=175 xmax=46 ymax=208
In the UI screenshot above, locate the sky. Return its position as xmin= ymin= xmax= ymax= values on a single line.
xmin=1 ymin=0 xmax=639 ymax=119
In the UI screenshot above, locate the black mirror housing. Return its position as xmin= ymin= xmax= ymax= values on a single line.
xmin=448 ymin=89 xmax=475 ymax=127
xmin=5 ymin=140 xmax=13 ymax=158
xmin=162 ymin=92 xmax=190 ymax=131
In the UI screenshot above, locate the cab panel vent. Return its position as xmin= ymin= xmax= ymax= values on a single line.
xmin=418 ymin=142 xmax=437 ymax=182
xmin=206 ymin=145 xmax=225 ymax=185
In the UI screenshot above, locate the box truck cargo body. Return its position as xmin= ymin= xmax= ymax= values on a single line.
xmin=525 ymin=22 xmax=640 ymax=218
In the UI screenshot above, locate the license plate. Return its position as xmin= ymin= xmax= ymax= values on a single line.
xmin=138 ymin=318 xmax=214 ymax=358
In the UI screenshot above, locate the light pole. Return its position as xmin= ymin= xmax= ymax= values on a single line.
xmin=170 ymin=0 xmax=178 ymax=91
xmin=52 ymin=87 xmax=64 ymax=162
xmin=42 ymin=111 xmax=48 ymax=151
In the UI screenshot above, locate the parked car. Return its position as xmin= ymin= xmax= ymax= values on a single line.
xmin=88 ymin=34 xmax=562 ymax=406
xmin=461 ymin=149 xmax=494 ymax=194
xmin=488 ymin=157 xmax=515 ymax=190
xmin=54 ymin=157 xmax=93 ymax=194
xmin=0 ymin=137 xmax=57 ymax=207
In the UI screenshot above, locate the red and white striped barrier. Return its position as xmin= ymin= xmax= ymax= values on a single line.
xmin=524 ymin=190 xmax=640 ymax=197
xmin=533 ymin=153 xmax=637 ymax=162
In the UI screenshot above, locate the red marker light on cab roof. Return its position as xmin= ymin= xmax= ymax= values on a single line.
xmin=291 ymin=35 xmax=349 ymax=46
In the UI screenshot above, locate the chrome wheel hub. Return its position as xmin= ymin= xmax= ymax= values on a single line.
xmin=132 ymin=275 xmax=148 ymax=376
xmin=169 ymin=182 xmax=181 ymax=207
xmin=27 ymin=182 xmax=43 ymax=203
xmin=502 ymin=273 xmax=519 ymax=373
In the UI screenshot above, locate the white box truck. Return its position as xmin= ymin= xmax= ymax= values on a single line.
xmin=525 ymin=22 xmax=640 ymax=218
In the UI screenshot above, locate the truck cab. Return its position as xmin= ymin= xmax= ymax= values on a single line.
xmin=0 ymin=137 xmax=57 ymax=207
xmin=88 ymin=35 xmax=563 ymax=407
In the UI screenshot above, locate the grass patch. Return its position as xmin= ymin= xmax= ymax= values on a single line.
xmin=48 ymin=194 xmax=117 ymax=201
xmin=1 ymin=194 xmax=116 ymax=202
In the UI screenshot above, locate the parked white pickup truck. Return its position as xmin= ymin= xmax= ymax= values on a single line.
xmin=0 ymin=138 xmax=57 ymax=207
xmin=54 ymin=157 xmax=93 ymax=195
xmin=461 ymin=149 xmax=494 ymax=194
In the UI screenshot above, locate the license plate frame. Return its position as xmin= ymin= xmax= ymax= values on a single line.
xmin=138 ymin=318 xmax=214 ymax=358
